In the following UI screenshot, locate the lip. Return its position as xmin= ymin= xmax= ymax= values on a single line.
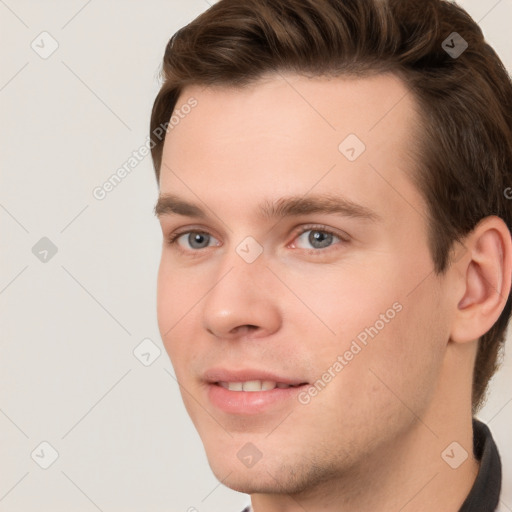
xmin=206 ymin=382 xmax=309 ymax=415
xmin=202 ymin=367 xmax=308 ymax=386
xmin=203 ymin=367 xmax=309 ymax=415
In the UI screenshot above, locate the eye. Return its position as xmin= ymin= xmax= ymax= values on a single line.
xmin=166 ymin=225 xmax=348 ymax=255
xmin=292 ymin=226 xmax=347 ymax=251
xmin=167 ymin=230 xmax=220 ymax=251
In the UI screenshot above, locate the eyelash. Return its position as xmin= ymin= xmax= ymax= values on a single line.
xmin=165 ymin=225 xmax=349 ymax=256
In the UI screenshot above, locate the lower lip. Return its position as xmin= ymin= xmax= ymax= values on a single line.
xmin=207 ymin=383 xmax=308 ymax=415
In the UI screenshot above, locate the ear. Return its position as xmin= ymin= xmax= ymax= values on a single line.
xmin=450 ymin=216 xmax=512 ymax=344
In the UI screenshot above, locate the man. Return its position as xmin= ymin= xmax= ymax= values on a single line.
xmin=150 ymin=0 xmax=512 ymax=510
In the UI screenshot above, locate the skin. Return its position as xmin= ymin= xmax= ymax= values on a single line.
xmin=155 ymin=73 xmax=512 ymax=512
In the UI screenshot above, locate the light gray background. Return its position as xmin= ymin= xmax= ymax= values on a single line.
xmin=1 ymin=1 xmax=511 ymax=511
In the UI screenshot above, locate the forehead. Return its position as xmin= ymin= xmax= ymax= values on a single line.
xmin=158 ymin=72 xmax=426 ymax=226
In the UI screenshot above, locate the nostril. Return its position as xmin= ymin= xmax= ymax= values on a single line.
xmin=233 ymin=325 xmax=258 ymax=334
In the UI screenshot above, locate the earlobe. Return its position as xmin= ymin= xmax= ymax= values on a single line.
xmin=451 ymin=216 xmax=512 ymax=344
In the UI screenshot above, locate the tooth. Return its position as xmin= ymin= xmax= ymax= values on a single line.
xmin=242 ymin=380 xmax=263 ymax=392
xmin=218 ymin=381 xmax=290 ymax=391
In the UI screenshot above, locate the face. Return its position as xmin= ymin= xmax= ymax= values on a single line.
xmin=155 ymin=73 xmax=453 ymax=495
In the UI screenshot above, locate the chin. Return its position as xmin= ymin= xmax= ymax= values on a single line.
xmin=205 ymin=449 xmax=322 ymax=497
xmin=208 ymin=465 xmax=287 ymax=495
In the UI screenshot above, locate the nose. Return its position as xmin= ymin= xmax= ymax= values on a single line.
xmin=201 ymin=253 xmax=282 ymax=340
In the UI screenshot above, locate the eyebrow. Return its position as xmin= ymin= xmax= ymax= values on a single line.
xmin=154 ymin=193 xmax=381 ymax=223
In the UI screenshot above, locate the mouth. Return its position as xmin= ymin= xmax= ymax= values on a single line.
xmin=203 ymin=367 xmax=308 ymax=387
xmin=215 ymin=380 xmax=307 ymax=391
xmin=202 ymin=367 xmax=310 ymax=414
xmin=204 ymin=372 xmax=309 ymax=414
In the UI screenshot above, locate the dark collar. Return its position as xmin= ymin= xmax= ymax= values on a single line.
xmin=459 ymin=419 xmax=502 ymax=512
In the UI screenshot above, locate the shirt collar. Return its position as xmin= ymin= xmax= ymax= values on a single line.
xmin=458 ymin=419 xmax=502 ymax=512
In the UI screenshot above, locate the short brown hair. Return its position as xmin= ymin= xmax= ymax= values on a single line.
xmin=150 ymin=0 xmax=512 ymax=412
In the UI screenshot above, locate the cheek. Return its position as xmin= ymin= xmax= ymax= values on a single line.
xmin=294 ymin=258 xmax=447 ymax=415
xmin=156 ymin=259 xmax=193 ymax=364
xmin=342 ymin=281 xmax=447 ymax=423
xmin=156 ymin=261 xmax=174 ymax=340
xmin=156 ymin=256 xmax=201 ymax=331
xmin=279 ymin=261 xmax=398 ymax=341
xmin=302 ymin=292 xmax=447 ymax=456
xmin=156 ymin=259 xmax=217 ymax=396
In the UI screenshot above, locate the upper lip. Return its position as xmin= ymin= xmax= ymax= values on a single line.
xmin=203 ymin=367 xmax=308 ymax=385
